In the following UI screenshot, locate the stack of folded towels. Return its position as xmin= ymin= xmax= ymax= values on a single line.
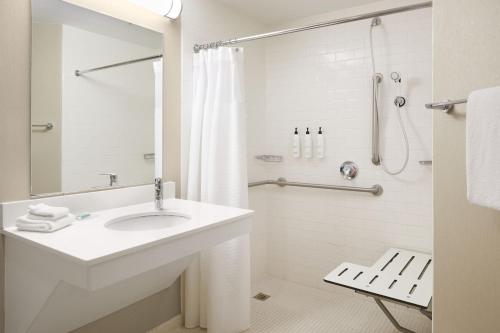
xmin=16 ymin=203 xmax=74 ymax=232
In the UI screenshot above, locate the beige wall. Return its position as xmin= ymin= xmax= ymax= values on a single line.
xmin=433 ymin=0 xmax=500 ymax=332
xmin=0 ymin=1 xmax=32 ymax=331
xmin=0 ymin=0 xmax=182 ymax=332
xmin=71 ymin=280 xmax=181 ymax=333
xmin=0 ymin=1 xmax=31 ymax=203
xmin=31 ymin=23 xmax=62 ymax=194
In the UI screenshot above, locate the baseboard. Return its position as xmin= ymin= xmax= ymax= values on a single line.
xmin=148 ymin=314 xmax=183 ymax=333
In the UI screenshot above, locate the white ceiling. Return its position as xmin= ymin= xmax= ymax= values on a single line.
xmin=32 ymin=0 xmax=162 ymax=49
xmin=215 ymin=0 xmax=383 ymax=24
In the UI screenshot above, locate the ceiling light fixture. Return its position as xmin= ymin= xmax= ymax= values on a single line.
xmin=128 ymin=0 xmax=183 ymax=19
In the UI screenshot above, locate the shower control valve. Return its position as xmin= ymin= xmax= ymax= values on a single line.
xmin=394 ymin=96 xmax=406 ymax=108
xmin=340 ymin=161 xmax=359 ymax=180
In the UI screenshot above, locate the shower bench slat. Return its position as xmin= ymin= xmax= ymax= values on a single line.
xmin=324 ymin=248 xmax=432 ymax=333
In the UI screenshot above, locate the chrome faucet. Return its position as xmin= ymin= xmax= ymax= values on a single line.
xmin=154 ymin=177 xmax=163 ymax=210
xmin=100 ymin=173 xmax=118 ymax=186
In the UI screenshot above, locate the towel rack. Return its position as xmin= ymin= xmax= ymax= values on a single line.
xmin=248 ymin=177 xmax=383 ymax=196
xmin=425 ymin=98 xmax=467 ymax=113
xmin=31 ymin=122 xmax=54 ymax=131
xmin=255 ymin=155 xmax=283 ymax=162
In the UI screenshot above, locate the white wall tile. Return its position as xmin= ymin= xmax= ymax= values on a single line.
xmin=61 ymin=25 xmax=157 ymax=192
xmin=262 ymin=8 xmax=432 ymax=289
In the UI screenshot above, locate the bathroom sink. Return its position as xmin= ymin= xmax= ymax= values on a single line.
xmin=1 ymin=194 xmax=253 ymax=333
xmin=105 ymin=211 xmax=190 ymax=231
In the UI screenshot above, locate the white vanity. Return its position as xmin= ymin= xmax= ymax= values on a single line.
xmin=0 ymin=183 xmax=253 ymax=333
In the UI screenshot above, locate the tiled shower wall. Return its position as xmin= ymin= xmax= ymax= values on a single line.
xmin=61 ymin=25 xmax=157 ymax=192
xmin=256 ymin=7 xmax=432 ymax=290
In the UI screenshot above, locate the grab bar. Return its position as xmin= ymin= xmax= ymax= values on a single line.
xmin=31 ymin=123 xmax=54 ymax=131
xmin=371 ymin=74 xmax=383 ymax=165
xmin=248 ymin=177 xmax=383 ymax=196
xmin=425 ymin=98 xmax=467 ymax=113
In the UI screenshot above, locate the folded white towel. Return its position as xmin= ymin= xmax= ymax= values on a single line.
xmin=16 ymin=214 xmax=74 ymax=232
xmin=27 ymin=213 xmax=67 ymax=222
xmin=467 ymin=86 xmax=500 ymax=210
xmin=28 ymin=203 xmax=69 ymax=220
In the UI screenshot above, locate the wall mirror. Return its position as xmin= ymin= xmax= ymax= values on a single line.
xmin=30 ymin=0 xmax=163 ymax=197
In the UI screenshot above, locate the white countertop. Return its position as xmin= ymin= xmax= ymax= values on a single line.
xmin=3 ymin=199 xmax=253 ymax=265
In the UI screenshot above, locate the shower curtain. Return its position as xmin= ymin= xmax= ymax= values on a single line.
xmin=184 ymin=48 xmax=250 ymax=333
xmin=153 ymin=60 xmax=163 ymax=178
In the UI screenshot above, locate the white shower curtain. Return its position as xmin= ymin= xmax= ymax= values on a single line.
xmin=184 ymin=48 xmax=250 ymax=333
xmin=153 ymin=60 xmax=163 ymax=178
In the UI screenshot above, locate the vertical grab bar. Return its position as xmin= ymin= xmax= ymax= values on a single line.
xmin=372 ymin=73 xmax=383 ymax=165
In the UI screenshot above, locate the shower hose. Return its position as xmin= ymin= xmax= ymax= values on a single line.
xmin=369 ymin=24 xmax=409 ymax=176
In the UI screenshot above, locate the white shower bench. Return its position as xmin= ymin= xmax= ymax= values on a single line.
xmin=324 ymin=248 xmax=432 ymax=333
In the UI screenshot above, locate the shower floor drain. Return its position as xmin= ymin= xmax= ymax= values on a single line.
xmin=253 ymin=292 xmax=271 ymax=301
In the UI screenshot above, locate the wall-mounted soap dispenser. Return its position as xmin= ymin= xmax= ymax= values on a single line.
xmin=304 ymin=127 xmax=312 ymax=159
xmin=316 ymin=127 xmax=324 ymax=159
xmin=293 ymin=127 xmax=301 ymax=158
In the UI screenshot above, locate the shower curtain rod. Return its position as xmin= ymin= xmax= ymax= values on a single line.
xmin=193 ymin=1 xmax=432 ymax=53
xmin=75 ymin=54 xmax=163 ymax=77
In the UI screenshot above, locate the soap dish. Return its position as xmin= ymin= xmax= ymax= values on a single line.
xmin=255 ymin=155 xmax=283 ymax=163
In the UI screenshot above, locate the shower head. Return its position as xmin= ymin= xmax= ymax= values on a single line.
xmin=371 ymin=17 xmax=381 ymax=27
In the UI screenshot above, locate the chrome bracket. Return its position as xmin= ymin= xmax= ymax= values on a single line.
xmin=427 ymin=99 xmax=453 ymax=113
xmin=276 ymin=177 xmax=287 ymax=187
xmin=425 ymin=98 xmax=468 ymax=113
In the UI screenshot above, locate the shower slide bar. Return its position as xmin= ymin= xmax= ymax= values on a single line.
xmin=248 ymin=177 xmax=383 ymax=196
xmin=193 ymin=2 xmax=432 ymax=52
xmin=425 ymin=98 xmax=467 ymax=113
xmin=75 ymin=54 xmax=163 ymax=77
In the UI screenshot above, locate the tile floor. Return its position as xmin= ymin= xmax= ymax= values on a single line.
xmin=172 ymin=277 xmax=431 ymax=333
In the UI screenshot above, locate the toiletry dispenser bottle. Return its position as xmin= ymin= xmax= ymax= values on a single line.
xmin=304 ymin=127 xmax=312 ymax=159
xmin=293 ymin=127 xmax=301 ymax=158
xmin=316 ymin=127 xmax=324 ymax=159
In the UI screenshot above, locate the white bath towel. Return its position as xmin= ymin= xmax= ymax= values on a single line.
xmin=467 ymin=86 xmax=500 ymax=210
xmin=28 ymin=203 xmax=69 ymax=220
xmin=16 ymin=214 xmax=74 ymax=232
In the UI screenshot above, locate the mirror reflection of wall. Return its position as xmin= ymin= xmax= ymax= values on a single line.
xmin=31 ymin=0 xmax=163 ymax=196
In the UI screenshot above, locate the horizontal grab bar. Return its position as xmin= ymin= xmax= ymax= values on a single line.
xmin=248 ymin=177 xmax=383 ymax=196
xmin=31 ymin=123 xmax=54 ymax=131
xmin=425 ymin=98 xmax=467 ymax=112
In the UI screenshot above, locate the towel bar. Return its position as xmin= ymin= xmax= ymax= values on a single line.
xmin=31 ymin=123 xmax=54 ymax=131
xmin=425 ymin=98 xmax=467 ymax=113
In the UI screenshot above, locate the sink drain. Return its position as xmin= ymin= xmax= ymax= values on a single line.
xmin=253 ymin=292 xmax=270 ymax=301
